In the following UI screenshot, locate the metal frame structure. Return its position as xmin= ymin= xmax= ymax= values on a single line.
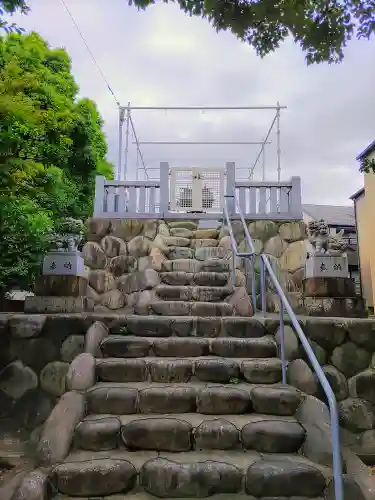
xmin=117 ymin=103 xmax=286 ymax=182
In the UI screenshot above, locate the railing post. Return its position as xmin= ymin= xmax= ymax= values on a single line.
xmin=93 ymin=176 xmax=105 ymax=216
xmin=225 ymin=162 xmax=236 ymax=215
xmin=290 ymin=176 xmax=302 ymax=218
xmin=278 ymin=295 xmax=287 ymax=383
xmin=160 ymin=162 xmax=169 ymax=216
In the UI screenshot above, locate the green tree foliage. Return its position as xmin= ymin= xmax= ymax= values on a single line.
xmin=2 ymin=0 xmax=374 ymax=63
xmin=0 ymin=31 xmax=113 ymax=295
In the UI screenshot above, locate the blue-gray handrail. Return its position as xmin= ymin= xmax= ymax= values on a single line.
xmin=224 ymin=197 xmax=344 ymax=500
xmin=223 ymin=198 xmax=257 ymax=308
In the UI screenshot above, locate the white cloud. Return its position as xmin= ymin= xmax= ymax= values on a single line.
xmin=9 ymin=0 xmax=375 ymax=205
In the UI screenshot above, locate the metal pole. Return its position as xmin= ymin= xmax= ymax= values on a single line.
xmin=279 ymin=295 xmax=287 ymax=384
xmin=124 ymin=101 xmax=131 ymax=181
xmin=249 ymin=114 xmax=277 ymax=179
xmin=118 ymin=107 xmax=125 ymax=181
xmin=131 ymin=141 xmax=272 ymax=145
xmin=127 ymin=105 xmax=287 ymax=110
xmin=276 ymin=101 xmax=281 ymax=181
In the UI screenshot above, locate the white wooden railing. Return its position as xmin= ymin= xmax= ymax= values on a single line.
xmin=93 ymin=162 xmax=302 ymax=220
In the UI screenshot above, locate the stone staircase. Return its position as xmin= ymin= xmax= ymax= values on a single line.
xmin=50 ymin=318 xmax=334 ymax=499
xmin=148 ymin=222 xmax=251 ymax=317
xmin=8 ymin=221 xmax=369 ymax=500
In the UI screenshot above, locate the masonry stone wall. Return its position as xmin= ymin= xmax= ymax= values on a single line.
xmin=83 ymin=218 xmax=308 ymax=314
xmin=1 ymin=314 xmax=375 ymax=465
xmin=0 ymin=314 xmax=94 ymax=444
xmin=279 ymin=316 xmax=375 ymax=464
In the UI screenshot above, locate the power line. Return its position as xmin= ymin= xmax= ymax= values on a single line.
xmin=60 ymin=0 xmax=120 ymax=107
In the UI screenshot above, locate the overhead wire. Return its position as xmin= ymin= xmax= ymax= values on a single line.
xmin=60 ymin=0 xmax=149 ymax=179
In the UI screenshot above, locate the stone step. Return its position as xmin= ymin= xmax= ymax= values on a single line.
xmin=154 ymin=285 xmax=233 ymax=302
xmin=95 ymin=357 xmax=282 ymax=384
xmin=85 ymin=382 xmax=302 ymax=416
xmin=74 ymin=413 xmax=305 ymax=453
xmin=100 ymin=336 xmax=276 ymax=359
xmin=106 ymin=315 xmax=275 ymax=339
xmin=168 ymin=246 xmax=195 ymax=260
xmin=160 ymin=271 xmax=228 ymax=286
xmin=162 ymin=258 xmax=234 ymax=273
xmin=151 ymin=301 xmax=235 ymax=316
xmin=51 ymin=449 xmax=330 ymax=498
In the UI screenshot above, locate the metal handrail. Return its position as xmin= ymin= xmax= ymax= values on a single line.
xmin=224 ymin=197 xmax=344 ymax=500
xmin=223 ymin=197 xmax=257 ymax=308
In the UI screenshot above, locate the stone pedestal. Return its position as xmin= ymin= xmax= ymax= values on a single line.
xmin=27 ymin=250 xmax=91 ymax=313
xmin=301 ymin=253 xmax=366 ymax=317
xmin=303 ymin=277 xmax=356 ymax=298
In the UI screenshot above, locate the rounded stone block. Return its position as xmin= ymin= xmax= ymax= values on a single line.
xmin=331 ymin=341 xmax=371 ymax=378
xmin=251 ymin=386 xmax=302 ymax=416
xmin=338 ymin=397 xmax=375 ymax=432
xmin=349 ymin=369 xmax=375 ymax=404
xmin=10 ymin=469 xmax=51 ymax=500
xmin=140 ymin=457 xmax=242 ymax=497
xmin=241 ymin=420 xmax=306 ymax=453
xmin=138 ymin=386 xmax=196 ymax=413
xmin=60 ymin=334 xmax=85 ymax=362
xmin=66 ymin=353 xmax=96 ymax=391
xmin=322 ymin=365 xmax=348 ymax=401
xmin=147 ymin=358 xmax=193 ymax=382
xmin=194 ymin=418 xmax=240 ymax=450
xmin=193 ymin=271 xmax=228 ymax=286
xmin=195 ymin=359 xmax=239 ymax=383
xmin=210 ymin=337 xmax=276 ymax=358
xmin=121 ymin=418 xmax=192 ymax=451
xmin=287 ymin=359 xmax=319 ymax=396
xmin=190 ymin=238 xmax=218 ymax=248
xmin=40 ymin=361 xmax=69 ymax=397
xmin=9 ymin=315 xmax=46 ymax=338
xmin=100 ymin=336 xmax=152 ymax=358
xmin=96 ymin=358 xmax=147 ymax=382
xmin=74 ymin=417 xmax=121 ymax=451
xmin=86 ymin=386 xmax=138 ymax=415
xmin=241 ymin=358 xmax=282 ymax=384
xmin=246 ymin=459 xmax=325 ymax=497
xmin=36 ymin=391 xmax=85 ymax=466
xmin=152 ymin=337 xmax=209 ymax=357
xmin=197 ymin=386 xmax=251 ymax=414
xmin=52 ymin=459 xmax=137 ymax=496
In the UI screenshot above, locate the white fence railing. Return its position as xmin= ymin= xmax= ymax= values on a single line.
xmin=93 ymin=162 xmax=302 ymax=220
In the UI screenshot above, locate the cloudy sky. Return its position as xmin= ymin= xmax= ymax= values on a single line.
xmin=9 ymin=0 xmax=375 ymax=205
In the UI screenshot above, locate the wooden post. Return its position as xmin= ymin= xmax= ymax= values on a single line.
xmin=225 ymin=162 xmax=236 ymax=215
xmin=290 ymin=176 xmax=302 ymax=218
xmin=93 ymin=176 xmax=105 ymax=216
xmin=159 ymin=162 xmax=169 ymax=215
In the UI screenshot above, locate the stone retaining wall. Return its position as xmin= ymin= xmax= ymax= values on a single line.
xmin=0 ymin=314 xmax=94 ymax=443
xmin=2 ymin=313 xmax=375 ymax=465
xmin=279 ymin=316 xmax=375 ymax=464
xmin=83 ymin=218 xmax=308 ymax=313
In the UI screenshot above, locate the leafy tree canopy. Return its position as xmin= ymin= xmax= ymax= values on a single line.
xmin=3 ymin=0 xmax=375 ymax=64
xmin=0 ymin=31 xmax=113 ymax=295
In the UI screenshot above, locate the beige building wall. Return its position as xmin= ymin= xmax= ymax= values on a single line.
xmin=355 ymin=149 xmax=375 ymax=308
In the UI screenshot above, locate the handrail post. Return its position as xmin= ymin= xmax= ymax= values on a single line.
xmin=160 ymin=162 xmax=169 ymax=216
xmin=260 ymin=257 xmax=266 ymax=314
xmin=93 ymin=175 xmax=105 ymax=216
xmin=225 ymin=162 xmax=236 ymax=215
xmin=278 ymin=295 xmax=287 ymax=384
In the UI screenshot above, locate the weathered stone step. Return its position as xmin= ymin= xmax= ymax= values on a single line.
xmin=106 ymin=315 xmax=274 ymax=339
xmin=160 ymin=271 xmax=228 ymax=286
xmin=155 ymin=285 xmax=233 ymax=302
xmin=75 ymin=413 xmax=305 ymax=453
xmin=100 ymin=335 xmax=275 ymax=358
xmin=162 ymin=258 xmax=234 ymax=273
xmin=52 ymin=449 xmax=330 ymax=498
xmin=95 ymin=357 xmax=282 ymax=384
xmin=151 ymin=301 xmax=235 ymax=316
xmin=85 ymin=382 xmax=302 ymax=416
